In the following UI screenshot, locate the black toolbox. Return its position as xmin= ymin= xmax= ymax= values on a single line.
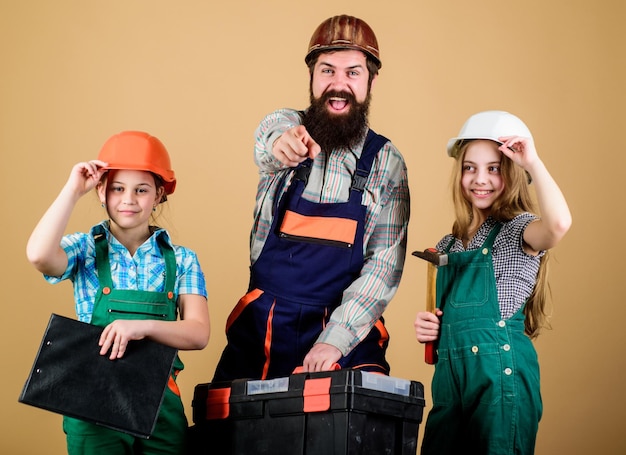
xmin=188 ymin=369 xmax=425 ymax=455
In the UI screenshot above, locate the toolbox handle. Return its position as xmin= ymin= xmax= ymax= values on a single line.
xmin=291 ymin=363 xmax=341 ymax=374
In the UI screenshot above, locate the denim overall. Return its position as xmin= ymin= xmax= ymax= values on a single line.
xmin=63 ymin=234 xmax=188 ymax=455
xmin=213 ymin=130 xmax=391 ymax=381
xmin=421 ymin=224 xmax=543 ymax=455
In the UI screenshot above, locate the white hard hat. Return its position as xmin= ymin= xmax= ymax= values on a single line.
xmin=446 ymin=110 xmax=532 ymax=158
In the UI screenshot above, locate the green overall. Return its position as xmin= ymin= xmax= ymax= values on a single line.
xmin=421 ymin=224 xmax=543 ymax=455
xmin=63 ymin=234 xmax=188 ymax=455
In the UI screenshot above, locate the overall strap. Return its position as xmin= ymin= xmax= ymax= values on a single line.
xmin=157 ymin=234 xmax=178 ymax=305
xmin=293 ymin=110 xmax=313 ymax=185
xmin=293 ymin=158 xmax=314 ymax=185
xmin=483 ymin=222 xmax=503 ymax=249
xmin=444 ymin=237 xmax=455 ymax=254
xmin=351 ymin=129 xmax=389 ymax=193
xmin=94 ymin=234 xmax=113 ymax=288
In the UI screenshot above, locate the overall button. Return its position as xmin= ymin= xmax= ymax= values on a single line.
xmin=471 ymin=346 xmax=479 ymax=354
xmin=482 ymin=248 xmax=489 ymax=255
xmin=504 ymin=368 xmax=512 ymax=375
xmin=498 ymin=320 xmax=506 ymax=327
xmin=502 ymin=344 xmax=511 ymax=351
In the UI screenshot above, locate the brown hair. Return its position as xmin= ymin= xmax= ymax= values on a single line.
xmin=450 ymin=140 xmax=551 ymax=338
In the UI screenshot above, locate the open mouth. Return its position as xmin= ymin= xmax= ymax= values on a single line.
xmin=328 ymin=96 xmax=349 ymax=112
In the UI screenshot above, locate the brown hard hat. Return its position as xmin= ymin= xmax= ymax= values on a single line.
xmin=305 ymin=15 xmax=381 ymax=69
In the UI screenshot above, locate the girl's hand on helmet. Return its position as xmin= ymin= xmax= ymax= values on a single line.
xmin=272 ymin=125 xmax=321 ymax=167
xmin=498 ymin=136 xmax=539 ymax=171
xmin=66 ymin=159 xmax=108 ymax=197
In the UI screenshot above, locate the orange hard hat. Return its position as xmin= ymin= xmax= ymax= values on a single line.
xmin=98 ymin=131 xmax=176 ymax=195
xmin=305 ymin=15 xmax=381 ymax=69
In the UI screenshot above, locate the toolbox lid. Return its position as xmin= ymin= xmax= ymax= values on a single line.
xmin=360 ymin=371 xmax=411 ymax=396
xmin=244 ymin=370 xmax=412 ymax=397
xmin=246 ymin=376 xmax=290 ymax=395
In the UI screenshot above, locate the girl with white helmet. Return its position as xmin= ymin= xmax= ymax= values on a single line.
xmin=26 ymin=131 xmax=210 ymax=454
xmin=414 ymin=111 xmax=571 ymax=454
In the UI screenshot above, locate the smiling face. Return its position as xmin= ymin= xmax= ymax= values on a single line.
xmin=97 ymin=169 xmax=164 ymax=236
xmin=461 ymin=140 xmax=505 ymax=216
xmin=310 ymin=49 xmax=374 ymax=111
xmin=303 ymin=49 xmax=375 ymax=152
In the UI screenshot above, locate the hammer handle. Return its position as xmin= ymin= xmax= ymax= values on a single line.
xmin=425 ymin=262 xmax=438 ymax=364
xmin=425 ymin=342 xmax=436 ymax=365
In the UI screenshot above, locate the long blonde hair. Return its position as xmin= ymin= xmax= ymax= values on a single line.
xmin=450 ymin=140 xmax=550 ymax=338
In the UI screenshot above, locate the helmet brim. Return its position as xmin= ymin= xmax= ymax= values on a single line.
xmin=102 ymin=164 xmax=176 ymax=195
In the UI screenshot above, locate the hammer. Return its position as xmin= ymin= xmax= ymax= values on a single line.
xmin=412 ymin=248 xmax=448 ymax=364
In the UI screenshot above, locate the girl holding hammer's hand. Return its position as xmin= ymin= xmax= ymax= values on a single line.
xmin=414 ymin=110 xmax=571 ymax=455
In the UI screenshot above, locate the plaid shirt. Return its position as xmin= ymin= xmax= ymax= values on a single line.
xmin=45 ymin=221 xmax=207 ymax=323
xmin=436 ymin=214 xmax=544 ymax=319
xmin=250 ymin=109 xmax=410 ymax=355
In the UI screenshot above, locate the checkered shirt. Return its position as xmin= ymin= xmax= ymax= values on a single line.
xmin=436 ymin=214 xmax=544 ymax=319
xmin=44 ymin=221 xmax=207 ymax=323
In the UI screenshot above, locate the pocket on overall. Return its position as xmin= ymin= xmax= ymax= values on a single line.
xmin=448 ymin=262 xmax=490 ymax=308
xmin=279 ymin=210 xmax=357 ymax=249
xmin=450 ymin=339 xmax=503 ymax=406
xmin=106 ymin=300 xmax=170 ymax=320
xmin=430 ymin=354 xmax=457 ymax=406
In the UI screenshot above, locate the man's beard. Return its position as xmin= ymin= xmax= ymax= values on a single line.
xmin=302 ymin=90 xmax=371 ymax=152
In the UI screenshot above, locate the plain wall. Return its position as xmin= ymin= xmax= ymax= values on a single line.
xmin=2 ymin=1 xmax=624 ymax=453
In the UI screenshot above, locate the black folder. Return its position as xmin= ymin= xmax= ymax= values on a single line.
xmin=19 ymin=313 xmax=178 ymax=438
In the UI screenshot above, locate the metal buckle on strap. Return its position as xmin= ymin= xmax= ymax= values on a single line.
xmin=351 ymin=169 xmax=369 ymax=192
xmin=294 ymin=159 xmax=313 ymax=184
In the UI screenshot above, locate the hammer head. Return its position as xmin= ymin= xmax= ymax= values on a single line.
xmin=412 ymin=248 xmax=448 ymax=267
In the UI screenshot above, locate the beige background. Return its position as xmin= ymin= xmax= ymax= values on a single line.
xmin=2 ymin=1 xmax=624 ymax=453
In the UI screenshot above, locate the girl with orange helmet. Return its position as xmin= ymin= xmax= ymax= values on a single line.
xmin=26 ymin=131 xmax=210 ymax=454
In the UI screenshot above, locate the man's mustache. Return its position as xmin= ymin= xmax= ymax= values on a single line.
xmin=320 ymin=91 xmax=357 ymax=104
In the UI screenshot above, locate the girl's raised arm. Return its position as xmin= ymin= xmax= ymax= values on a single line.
xmin=26 ymin=160 xmax=107 ymax=276
xmin=499 ymin=137 xmax=572 ymax=253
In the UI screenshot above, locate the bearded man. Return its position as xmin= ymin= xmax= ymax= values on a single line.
xmin=213 ymin=15 xmax=410 ymax=381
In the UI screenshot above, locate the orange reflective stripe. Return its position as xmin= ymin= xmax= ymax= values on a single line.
xmin=168 ymin=374 xmax=181 ymax=397
xmin=225 ymin=288 xmax=264 ymax=332
xmin=375 ymin=319 xmax=389 ymax=348
xmin=280 ymin=210 xmax=357 ymax=244
xmin=261 ymin=300 xmax=276 ymax=380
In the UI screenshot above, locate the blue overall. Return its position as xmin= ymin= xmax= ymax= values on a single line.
xmin=213 ymin=130 xmax=391 ymax=381
xmin=63 ymin=234 xmax=188 ymax=455
xmin=421 ymin=224 xmax=543 ymax=455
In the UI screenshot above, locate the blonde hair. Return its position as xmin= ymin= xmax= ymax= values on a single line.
xmin=450 ymin=140 xmax=550 ymax=338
